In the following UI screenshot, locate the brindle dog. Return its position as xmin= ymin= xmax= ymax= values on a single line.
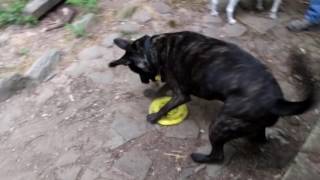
xmin=109 ymin=31 xmax=315 ymax=163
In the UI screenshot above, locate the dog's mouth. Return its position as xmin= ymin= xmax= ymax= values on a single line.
xmin=140 ymin=75 xmax=150 ymax=84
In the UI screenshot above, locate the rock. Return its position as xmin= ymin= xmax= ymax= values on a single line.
xmin=0 ymin=73 xmax=30 ymax=102
xmin=23 ymin=0 xmax=64 ymax=19
xmin=118 ymin=22 xmax=140 ymax=34
xmin=151 ymin=2 xmax=172 ymax=14
xmin=178 ymin=167 xmax=194 ymax=180
xmin=303 ymin=122 xmax=320 ymax=153
xmin=102 ymin=33 xmax=121 ymax=48
xmin=78 ymin=46 xmax=107 ymax=61
xmin=101 ymin=167 xmax=134 ymax=180
xmin=0 ymin=33 xmax=9 ymax=47
xmin=56 ymin=166 xmax=82 ymax=180
xmin=238 ymin=14 xmax=276 ymax=34
xmin=202 ymin=27 xmax=223 ymax=38
xmin=221 ymin=23 xmax=247 ymax=37
xmin=111 ymin=112 xmax=149 ymax=141
xmin=72 ymin=13 xmax=96 ymax=34
xmin=278 ymin=81 xmax=298 ymax=101
xmin=113 ymin=149 xmax=152 ymax=180
xmin=103 ymin=129 xmax=126 ymax=150
xmin=116 ymin=5 xmax=138 ymax=20
xmin=282 ymin=153 xmax=320 ymax=180
xmin=202 ymin=14 xmax=223 ymax=25
xmin=162 ymin=120 xmax=199 ymax=139
xmin=282 ymin=120 xmax=320 ymax=180
xmin=81 ymin=169 xmax=99 ymax=180
xmin=132 ymin=8 xmax=152 ymax=23
xmin=88 ymin=152 xmax=112 ymax=173
xmin=55 ymin=150 xmax=80 ymax=166
xmin=26 ymin=49 xmax=61 ymax=82
xmin=87 ymin=71 xmax=114 ymax=85
xmin=206 ymin=164 xmax=223 ymax=178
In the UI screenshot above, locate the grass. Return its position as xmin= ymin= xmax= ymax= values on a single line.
xmin=66 ymin=0 xmax=98 ymax=11
xmin=18 ymin=48 xmax=30 ymax=56
xmin=0 ymin=0 xmax=37 ymax=27
xmin=167 ymin=20 xmax=178 ymax=28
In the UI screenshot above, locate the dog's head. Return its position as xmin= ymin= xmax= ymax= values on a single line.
xmin=109 ymin=35 xmax=157 ymax=84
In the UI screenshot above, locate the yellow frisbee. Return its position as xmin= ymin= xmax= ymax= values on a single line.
xmin=148 ymin=96 xmax=188 ymax=126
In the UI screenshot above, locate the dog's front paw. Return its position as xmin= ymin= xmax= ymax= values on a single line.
xmin=146 ymin=113 xmax=160 ymax=124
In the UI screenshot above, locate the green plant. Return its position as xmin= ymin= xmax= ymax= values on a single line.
xmin=18 ymin=48 xmax=30 ymax=56
xmin=167 ymin=20 xmax=178 ymax=28
xmin=0 ymin=0 xmax=37 ymax=27
xmin=66 ymin=0 xmax=98 ymax=11
xmin=66 ymin=23 xmax=87 ymax=38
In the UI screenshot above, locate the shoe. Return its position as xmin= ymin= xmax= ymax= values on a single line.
xmin=287 ymin=19 xmax=313 ymax=32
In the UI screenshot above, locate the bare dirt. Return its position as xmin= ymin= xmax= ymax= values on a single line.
xmin=0 ymin=0 xmax=319 ymax=180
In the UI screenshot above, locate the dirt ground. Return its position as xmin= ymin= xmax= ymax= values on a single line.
xmin=0 ymin=0 xmax=320 ymax=180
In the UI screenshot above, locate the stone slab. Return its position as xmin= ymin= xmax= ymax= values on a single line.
xmin=23 ymin=0 xmax=64 ymax=18
xmin=238 ymin=14 xmax=276 ymax=34
xmin=113 ymin=149 xmax=152 ymax=180
xmin=25 ymin=49 xmax=61 ymax=81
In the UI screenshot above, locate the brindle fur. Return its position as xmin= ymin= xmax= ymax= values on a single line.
xmin=109 ymin=31 xmax=315 ymax=164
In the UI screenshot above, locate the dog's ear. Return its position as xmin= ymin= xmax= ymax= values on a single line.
xmin=109 ymin=58 xmax=130 ymax=67
xmin=114 ymin=38 xmax=131 ymax=50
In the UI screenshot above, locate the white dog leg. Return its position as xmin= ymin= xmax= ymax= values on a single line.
xmin=256 ymin=0 xmax=264 ymax=10
xmin=211 ymin=0 xmax=219 ymax=16
xmin=226 ymin=0 xmax=240 ymax=24
xmin=270 ymin=0 xmax=282 ymax=19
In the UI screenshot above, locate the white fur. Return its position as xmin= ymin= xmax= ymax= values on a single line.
xmin=210 ymin=0 xmax=282 ymax=24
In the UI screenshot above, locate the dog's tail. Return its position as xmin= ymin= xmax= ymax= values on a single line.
xmin=271 ymin=48 xmax=316 ymax=116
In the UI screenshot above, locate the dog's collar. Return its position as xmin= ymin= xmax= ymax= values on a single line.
xmin=144 ymin=36 xmax=158 ymax=72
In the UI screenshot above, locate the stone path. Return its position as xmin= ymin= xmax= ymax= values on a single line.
xmin=0 ymin=0 xmax=320 ymax=180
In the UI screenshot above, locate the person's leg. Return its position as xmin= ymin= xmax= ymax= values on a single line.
xmin=226 ymin=0 xmax=240 ymax=24
xmin=288 ymin=0 xmax=320 ymax=31
xmin=305 ymin=0 xmax=320 ymax=24
xmin=211 ymin=0 xmax=219 ymax=16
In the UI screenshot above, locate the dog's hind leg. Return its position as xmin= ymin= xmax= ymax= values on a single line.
xmin=248 ymin=115 xmax=279 ymax=144
xmin=191 ymin=113 xmax=252 ymax=163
